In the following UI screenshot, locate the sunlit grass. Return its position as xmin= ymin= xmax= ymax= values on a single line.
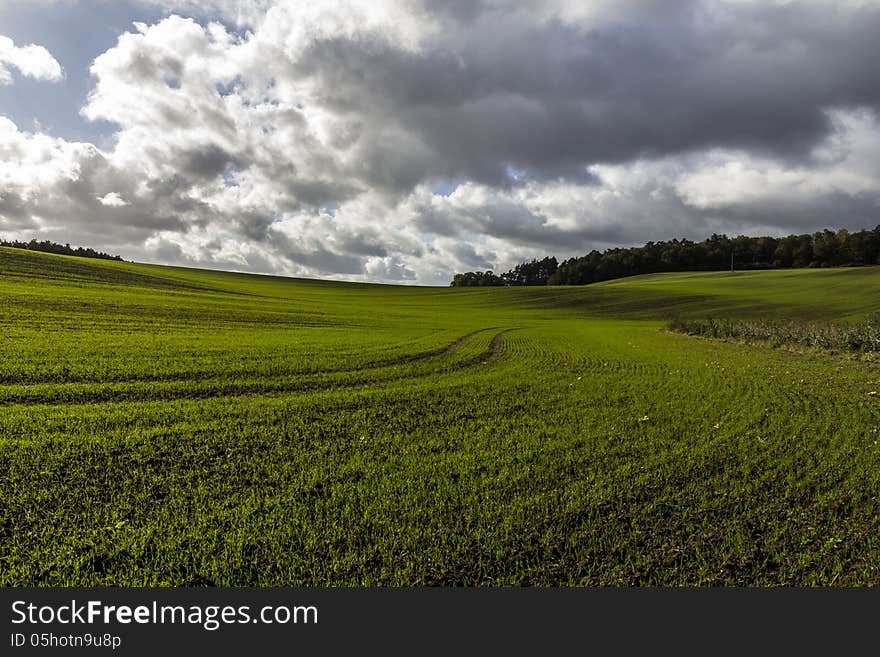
xmin=2 ymin=247 xmax=880 ymax=585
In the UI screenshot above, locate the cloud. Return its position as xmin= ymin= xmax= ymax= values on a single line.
xmin=0 ymin=35 xmax=63 ymax=85
xmin=0 ymin=116 xmax=95 ymax=198
xmin=97 ymin=192 xmax=130 ymax=207
xmin=3 ymin=1 xmax=880 ymax=283
xmin=135 ymin=0 xmax=274 ymax=27
xmin=0 ymin=116 xmax=190 ymax=248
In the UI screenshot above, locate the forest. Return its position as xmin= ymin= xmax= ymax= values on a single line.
xmin=0 ymin=238 xmax=123 ymax=262
xmin=450 ymin=227 xmax=880 ymax=286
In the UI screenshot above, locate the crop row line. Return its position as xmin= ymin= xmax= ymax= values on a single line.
xmin=0 ymin=329 xmax=515 ymax=409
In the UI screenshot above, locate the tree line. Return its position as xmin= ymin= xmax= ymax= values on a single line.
xmin=450 ymin=226 xmax=880 ymax=286
xmin=0 ymin=238 xmax=124 ymax=262
xmin=451 ymin=256 xmax=559 ymax=287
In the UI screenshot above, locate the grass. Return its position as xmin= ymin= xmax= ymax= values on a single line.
xmin=669 ymin=316 xmax=880 ymax=354
xmin=2 ymin=246 xmax=880 ymax=585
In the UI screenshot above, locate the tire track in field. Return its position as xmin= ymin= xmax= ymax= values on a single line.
xmin=449 ymin=328 xmax=516 ymax=370
xmin=0 ymin=328 xmax=515 ymax=408
xmin=0 ymin=327 xmax=498 ymax=387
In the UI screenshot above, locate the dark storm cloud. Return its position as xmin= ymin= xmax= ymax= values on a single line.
xmin=427 ymin=0 xmax=493 ymax=24
xmin=231 ymin=210 xmax=274 ymax=241
xmin=278 ymin=176 xmax=362 ymax=211
xmin=447 ymin=241 xmax=495 ymax=270
xmin=0 ymin=191 xmax=40 ymax=228
xmin=332 ymin=231 xmax=390 ymax=258
xmin=288 ymin=0 xmax=880 ymax=191
xmin=182 ymin=144 xmax=235 ymax=180
xmin=281 ymin=244 xmax=365 ymax=276
xmin=707 ymin=191 xmax=880 ymax=236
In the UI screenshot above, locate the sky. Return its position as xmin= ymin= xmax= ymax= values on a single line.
xmin=1 ymin=0 xmax=879 ymax=284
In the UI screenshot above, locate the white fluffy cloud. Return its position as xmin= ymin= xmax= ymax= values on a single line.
xmin=0 ymin=35 xmax=63 ymax=85
xmin=97 ymin=192 xmax=129 ymax=207
xmin=0 ymin=117 xmax=95 ymax=199
xmin=3 ymin=1 xmax=880 ymax=283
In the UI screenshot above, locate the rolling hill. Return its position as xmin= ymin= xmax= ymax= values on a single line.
xmin=2 ymin=246 xmax=879 ymax=585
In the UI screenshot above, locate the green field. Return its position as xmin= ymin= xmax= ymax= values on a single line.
xmin=2 ymin=246 xmax=880 ymax=585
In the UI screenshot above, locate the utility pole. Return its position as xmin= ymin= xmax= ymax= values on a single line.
xmin=730 ymin=249 xmax=735 ymax=273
